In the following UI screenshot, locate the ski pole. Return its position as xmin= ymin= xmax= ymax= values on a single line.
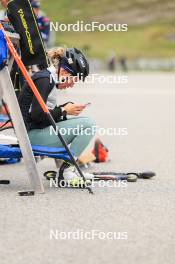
xmin=0 ymin=23 xmax=93 ymax=194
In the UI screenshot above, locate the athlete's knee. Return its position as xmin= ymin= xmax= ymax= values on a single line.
xmin=81 ymin=117 xmax=96 ymax=136
xmin=80 ymin=117 xmax=95 ymax=127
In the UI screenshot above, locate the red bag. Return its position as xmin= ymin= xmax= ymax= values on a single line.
xmin=92 ymin=138 xmax=109 ymax=163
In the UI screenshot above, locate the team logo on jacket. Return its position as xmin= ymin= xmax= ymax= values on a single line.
xmin=68 ymin=58 xmax=73 ymax=64
xmin=79 ymin=56 xmax=86 ymax=68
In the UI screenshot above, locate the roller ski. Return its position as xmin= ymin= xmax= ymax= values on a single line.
xmin=44 ymin=169 xmax=155 ymax=183
xmin=92 ymin=171 xmax=156 ymax=182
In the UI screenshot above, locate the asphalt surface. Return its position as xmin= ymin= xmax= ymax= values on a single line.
xmin=0 ymin=73 xmax=175 ymax=264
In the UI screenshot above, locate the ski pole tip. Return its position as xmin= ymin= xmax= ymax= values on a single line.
xmin=88 ymin=188 xmax=94 ymax=195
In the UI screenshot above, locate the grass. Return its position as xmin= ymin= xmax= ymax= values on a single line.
xmin=52 ymin=22 xmax=175 ymax=60
xmin=42 ymin=0 xmax=175 ymax=23
xmin=2 ymin=0 xmax=175 ymax=59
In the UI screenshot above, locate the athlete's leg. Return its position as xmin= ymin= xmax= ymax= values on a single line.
xmin=28 ymin=117 xmax=96 ymax=158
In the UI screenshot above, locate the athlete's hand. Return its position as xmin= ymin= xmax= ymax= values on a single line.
xmin=64 ymin=103 xmax=85 ymax=116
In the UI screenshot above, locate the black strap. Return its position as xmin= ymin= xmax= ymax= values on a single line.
xmin=0 ymin=120 xmax=12 ymax=131
xmin=0 ymin=100 xmax=14 ymax=131
xmin=95 ymin=140 xmax=99 ymax=163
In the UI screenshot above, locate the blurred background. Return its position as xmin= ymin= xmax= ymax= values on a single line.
xmin=42 ymin=0 xmax=175 ymax=71
xmin=1 ymin=0 xmax=175 ymax=70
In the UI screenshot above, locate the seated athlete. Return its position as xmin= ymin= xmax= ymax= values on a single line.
xmin=18 ymin=47 xmax=96 ymax=186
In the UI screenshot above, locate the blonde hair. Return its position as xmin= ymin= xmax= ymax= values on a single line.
xmin=47 ymin=47 xmax=65 ymax=69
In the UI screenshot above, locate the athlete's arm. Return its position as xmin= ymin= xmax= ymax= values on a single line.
xmin=30 ymin=78 xmax=62 ymax=126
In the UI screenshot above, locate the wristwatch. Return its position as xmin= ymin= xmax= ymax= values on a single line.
xmin=61 ymin=107 xmax=67 ymax=118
